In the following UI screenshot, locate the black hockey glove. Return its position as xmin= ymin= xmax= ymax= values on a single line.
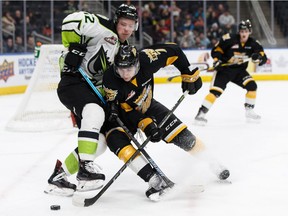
xmin=251 ymin=53 xmax=264 ymax=65
xmin=107 ymin=102 xmax=119 ymax=122
xmin=63 ymin=43 xmax=87 ymax=72
xmin=138 ymin=117 xmax=163 ymax=143
xmin=181 ymin=67 xmax=202 ymax=95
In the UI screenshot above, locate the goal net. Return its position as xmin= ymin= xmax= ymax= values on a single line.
xmin=6 ymin=44 xmax=74 ymax=132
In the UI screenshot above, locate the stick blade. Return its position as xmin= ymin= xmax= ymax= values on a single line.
xmin=72 ymin=193 xmax=86 ymax=207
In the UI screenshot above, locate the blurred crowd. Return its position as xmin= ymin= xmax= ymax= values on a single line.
xmin=137 ymin=0 xmax=236 ymax=49
xmin=1 ymin=0 xmax=237 ymax=53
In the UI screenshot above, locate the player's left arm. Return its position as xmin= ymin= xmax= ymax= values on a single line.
xmin=251 ymin=40 xmax=267 ymax=66
xmin=140 ymin=43 xmax=190 ymax=73
xmin=141 ymin=43 xmax=202 ymax=95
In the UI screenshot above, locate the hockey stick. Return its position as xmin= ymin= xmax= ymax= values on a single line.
xmin=73 ymin=90 xmax=189 ymax=207
xmin=78 ymin=67 xmax=172 ymax=185
xmin=78 ymin=67 xmax=106 ymax=105
xmin=115 ymin=116 xmax=175 ymax=188
xmin=167 ymin=58 xmax=252 ymax=82
xmin=167 ymin=66 xmax=210 ymax=82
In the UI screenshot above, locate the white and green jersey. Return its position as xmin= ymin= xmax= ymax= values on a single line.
xmin=61 ymin=11 xmax=127 ymax=86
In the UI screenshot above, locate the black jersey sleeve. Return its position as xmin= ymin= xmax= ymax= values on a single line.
xmin=251 ymin=39 xmax=267 ymax=66
xmin=140 ymin=43 xmax=191 ymax=75
xmin=211 ymin=33 xmax=235 ymax=62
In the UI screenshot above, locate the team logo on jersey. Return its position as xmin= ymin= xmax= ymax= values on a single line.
xmin=88 ymin=46 xmax=111 ymax=79
xmin=104 ymin=36 xmax=117 ymax=45
xmin=142 ymin=49 xmax=167 ymax=63
xmin=0 ymin=60 xmax=14 ymax=82
xmin=103 ymin=86 xmax=118 ymax=101
xmin=134 ymin=85 xmax=152 ymax=113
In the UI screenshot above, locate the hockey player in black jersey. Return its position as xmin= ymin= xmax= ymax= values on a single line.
xmin=194 ymin=19 xmax=267 ymax=125
xmin=102 ymin=43 xmax=230 ymax=201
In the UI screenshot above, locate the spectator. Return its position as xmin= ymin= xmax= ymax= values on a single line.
xmin=63 ymin=0 xmax=78 ymax=15
xmin=155 ymin=18 xmax=170 ymax=43
xmin=199 ymin=32 xmax=210 ymax=48
xmin=145 ymin=1 xmax=158 ymax=18
xmin=3 ymin=36 xmax=16 ymax=53
xmin=194 ymin=16 xmax=204 ymax=32
xmin=2 ymin=11 xmax=15 ymax=36
xmin=218 ymin=10 xmax=236 ymax=34
xmin=192 ymin=36 xmax=205 ymax=49
xmin=158 ymin=0 xmax=169 ymax=13
xmin=179 ymin=29 xmax=195 ymax=49
xmin=42 ymin=23 xmax=52 ymax=37
xmin=14 ymin=9 xmax=23 ymax=26
xmin=207 ymin=10 xmax=219 ymax=27
xmin=14 ymin=9 xmax=23 ymax=36
xmin=142 ymin=9 xmax=154 ymax=31
xmin=27 ymin=35 xmax=35 ymax=52
xmin=169 ymin=1 xmax=181 ymax=17
xmin=207 ymin=22 xmax=223 ymax=41
xmin=173 ymin=14 xmax=183 ymax=33
xmin=14 ymin=35 xmax=24 ymax=52
xmin=172 ymin=31 xmax=181 ymax=45
xmin=182 ymin=14 xmax=194 ymax=32
xmin=21 ymin=15 xmax=37 ymax=36
xmin=215 ymin=3 xmax=226 ymax=18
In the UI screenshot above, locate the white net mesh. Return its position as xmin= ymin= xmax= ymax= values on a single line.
xmin=6 ymin=44 xmax=74 ymax=132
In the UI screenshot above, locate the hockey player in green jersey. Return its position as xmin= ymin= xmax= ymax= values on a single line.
xmin=45 ymin=4 xmax=138 ymax=196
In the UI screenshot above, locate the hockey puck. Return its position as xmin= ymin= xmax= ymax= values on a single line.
xmin=50 ymin=205 xmax=61 ymax=210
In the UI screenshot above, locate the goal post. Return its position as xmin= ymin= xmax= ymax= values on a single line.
xmin=6 ymin=44 xmax=75 ymax=132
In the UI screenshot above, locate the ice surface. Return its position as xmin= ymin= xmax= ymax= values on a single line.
xmin=1 ymin=81 xmax=288 ymax=216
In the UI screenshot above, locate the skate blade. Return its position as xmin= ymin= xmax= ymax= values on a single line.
xmin=148 ymin=186 xmax=171 ymax=202
xmin=246 ymin=117 xmax=261 ymax=124
xmin=193 ymin=119 xmax=207 ymax=126
xmin=44 ymin=184 xmax=75 ymax=197
xmin=77 ymin=179 xmax=104 ymax=192
xmin=216 ymin=179 xmax=232 ymax=184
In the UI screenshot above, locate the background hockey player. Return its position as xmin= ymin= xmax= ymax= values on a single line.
xmin=102 ymin=44 xmax=230 ymax=201
xmin=194 ymin=19 xmax=267 ymax=125
xmin=45 ymin=4 xmax=138 ymax=196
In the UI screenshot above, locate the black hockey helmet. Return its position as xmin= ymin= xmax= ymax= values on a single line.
xmin=115 ymin=45 xmax=139 ymax=68
xmin=239 ymin=19 xmax=252 ymax=32
xmin=114 ymin=4 xmax=138 ymax=30
xmin=114 ymin=45 xmax=139 ymax=78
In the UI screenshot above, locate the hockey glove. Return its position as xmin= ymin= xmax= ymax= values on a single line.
xmin=107 ymin=102 xmax=119 ymax=122
xmin=251 ymin=53 xmax=263 ymax=64
xmin=138 ymin=117 xmax=163 ymax=143
xmin=181 ymin=67 xmax=202 ymax=95
xmin=63 ymin=43 xmax=87 ymax=72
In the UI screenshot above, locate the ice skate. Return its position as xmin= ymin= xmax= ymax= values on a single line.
xmin=194 ymin=110 xmax=208 ymax=126
xmin=245 ymin=108 xmax=261 ymax=122
xmin=146 ymin=174 xmax=170 ymax=201
xmin=76 ymin=160 xmax=105 ymax=191
xmin=44 ymin=160 xmax=76 ymax=196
